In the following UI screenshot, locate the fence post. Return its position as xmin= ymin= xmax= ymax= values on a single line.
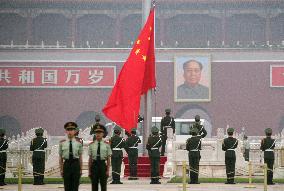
xmin=182 ymin=161 xmax=187 ymax=191
xmin=263 ymin=163 xmax=267 ymax=191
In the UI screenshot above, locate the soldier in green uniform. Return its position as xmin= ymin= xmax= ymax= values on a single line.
xmin=186 ymin=128 xmax=201 ymax=184
xmin=190 ymin=115 xmax=207 ymax=138
xmin=90 ymin=115 xmax=108 ymax=140
xmin=222 ymin=128 xmax=238 ymax=184
xmin=125 ymin=128 xmax=141 ymax=180
xmin=260 ymin=128 xmax=276 ymax=185
xmin=59 ymin=122 xmax=83 ymax=191
xmin=0 ymin=129 xmax=8 ymax=186
xmin=110 ymin=126 xmax=125 ymax=184
xmin=146 ymin=126 xmax=162 ymax=184
xmin=160 ymin=108 xmax=175 ymax=156
xmin=30 ymin=128 xmax=47 ymax=185
xmin=89 ymin=124 xmax=112 ymax=191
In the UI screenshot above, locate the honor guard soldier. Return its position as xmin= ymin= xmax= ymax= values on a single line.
xmin=59 ymin=122 xmax=83 ymax=191
xmin=30 ymin=128 xmax=47 ymax=185
xmin=260 ymin=128 xmax=276 ymax=185
xmin=146 ymin=126 xmax=162 ymax=184
xmin=75 ymin=127 xmax=83 ymax=146
xmin=186 ymin=128 xmax=201 ymax=184
xmin=222 ymin=128 xmax=238 ymax=184
xmin=90 ymin=115 xmax=108 ymax=140
xmin=125 ymin=128 xmax=141 ymax=180
xmin=89 ymin=124 xmax=112 ymax=191
xmin=160 ymin=108 xmax=175 ymax=156
xmin=0 ymin=129 xmax=8 ymax=186
xmin=110 ymin=126 xmax=125 ymax=184
xmin=190 ymin=115 xmax=207 ymax=138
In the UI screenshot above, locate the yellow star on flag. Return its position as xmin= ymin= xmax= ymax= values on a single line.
xmin=142 ymin=55 xmax=146 ymax=61
xmin=136 ymin=40 xmax=141 ymax=45
xmin=135 ymin=49 xmax=140 ymax=55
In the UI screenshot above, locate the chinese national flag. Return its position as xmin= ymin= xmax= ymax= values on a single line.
xmin=102 ymin=9 xmax=156 ymax=132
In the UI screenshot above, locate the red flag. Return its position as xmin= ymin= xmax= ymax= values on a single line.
xmin=102 ymin=9 xmax=156 ymax=132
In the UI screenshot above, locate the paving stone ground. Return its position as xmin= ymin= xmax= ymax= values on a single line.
xmin=0 ymin=178 xmax=283 ymax=191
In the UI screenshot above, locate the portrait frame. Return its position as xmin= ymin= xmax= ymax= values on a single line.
xmin=174 ymin=54 xmax=211 ymax=102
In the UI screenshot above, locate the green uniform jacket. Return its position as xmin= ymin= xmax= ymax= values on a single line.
xmin=125 ymin=135 xmax=141 ymax=156
xmin=110 ymin=135 xmax=125 ymax=158
xmin=190 ymin=122 xmax=207 ymax=138
xmin=30 ymin=137 xmax=47 ymax=158
xmin=222 ymin=137 xmax=238 ymax=158
xmin=146 ymin=135 xmax=162 ymax=157
xmin=260 ymin=137 xmax=275 ymax=160
xmin=186 ymin=136 xmax=201 ymax=158
xmin=161 ymin=115 xmax=175 ymax=137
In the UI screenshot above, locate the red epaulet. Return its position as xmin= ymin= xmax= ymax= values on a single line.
xmin=104 ymin=140 xmax=110 ymax=144
xmin=89 ymin=141 xmax=94 ymax=145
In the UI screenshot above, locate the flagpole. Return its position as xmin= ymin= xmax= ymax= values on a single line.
xmin=142 ymin=0 xmax=153 ymax=156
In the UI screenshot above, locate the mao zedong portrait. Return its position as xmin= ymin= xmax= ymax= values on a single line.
xmin=177 ymin=60 xmax=209 ymax=100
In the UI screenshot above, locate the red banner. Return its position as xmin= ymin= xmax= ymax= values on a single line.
xmin=270 ymin=65 xmax=284 ymax=87
xmin=0 ymin=66 xmax=115 ymax=88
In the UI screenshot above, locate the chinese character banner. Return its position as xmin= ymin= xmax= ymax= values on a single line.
xmin=0 ymin=66 xmax=116 ymax=88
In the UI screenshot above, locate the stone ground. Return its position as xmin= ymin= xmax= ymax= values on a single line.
xmin=1 ymin=178 xmax=283 ymax=191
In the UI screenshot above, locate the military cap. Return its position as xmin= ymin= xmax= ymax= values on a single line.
xmin=35 ymin=128 xmax=44 ymax=134
xmin=64 ymin=122 xmax=78 ymax=130
xmin=227 ymin=128 xmax=234 ymax=133
xmin=114 ymin=126 xmax=121 ymax=132
xmin=165 ymin=108 xmax=171 ymax=113
xmin=94 ymin=124 xmax=106 ymax=133
xmin=151 ymin=126 xmax=159 ymax=133
xmin=195 ymin=115 xmax=200 ymax=122
xmin=131 ymin=128 xmax=137 ymax=132
xmin=95 ymin=114 xmax=100 ymax=121
xmin=190 ymin=127 xmax=198 ymax=134
xmin=265 ymin=128 xmax=272 ymax=134
xmin=0 ymin=128 xmax=6 ymax=134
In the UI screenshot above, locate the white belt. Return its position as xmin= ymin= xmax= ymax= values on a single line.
xmin=190 ymin=149 xmax=199 ymax=151
xmin=0 ymin=150 xmax=7 ymax=153
xmin=265 ymin=149 xmax=274 ymax=152
xmin=112 ymin=148 xmax=122 ymax=151
xmin=34 ymin=150 xmax=45 ymax=152
xmin=151 ymin=148 xmax=158 ymax=150
xmin=227 ymin=149 xmax=235 ymax=151
xmin=129 ymin=147 xmax=137 ymax=149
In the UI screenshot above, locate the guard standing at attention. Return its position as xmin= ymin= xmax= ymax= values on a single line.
xmin=222 ymin=128 xmax=238 ymax=184
xmin=146 ymin=126 xmax=162 ymax=184
xmin=125 ymin=128 xmax=141 ymax=180
xmin=186 ymin=128 xmax=201 ymax=184
xmin=59 ymin=122 xmax=83 ymax=191
xmin=89 ymin=124 xmax=112 ymax=191
xmin=260 ymin=128 xmax=276 ymax=185
xmin=160 ymin=108 xmax=175 ymax=156
xmin=30 ymin=128 xmax=47 ymax=185
xmin=110 ymin=126 xmax=125 ymax=184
